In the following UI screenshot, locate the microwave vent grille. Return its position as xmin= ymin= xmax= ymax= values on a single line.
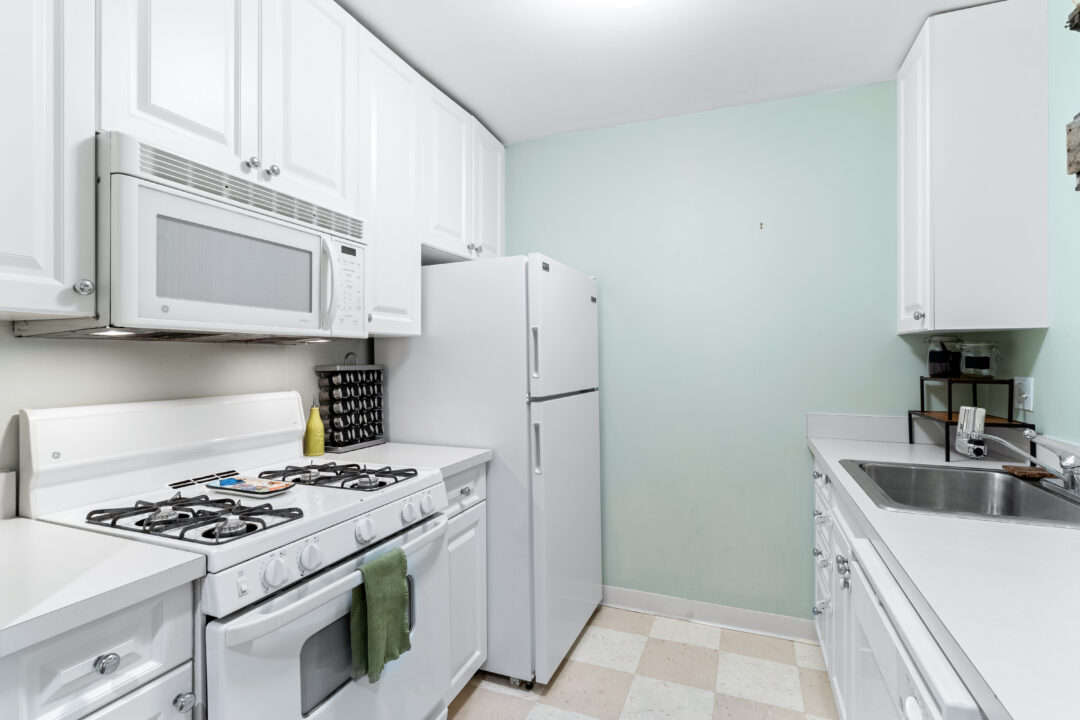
xmin=138 ymin=145 xmax=364 ymax=242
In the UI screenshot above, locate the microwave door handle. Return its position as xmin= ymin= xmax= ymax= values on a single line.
xmin=221 ymin=515 xmax=447 ymax=647
xmin=322 ymin=237 xmax=340 ymax=331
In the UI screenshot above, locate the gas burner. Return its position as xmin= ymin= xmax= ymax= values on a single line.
xmin=88 ymin=492 xmax=235 ymax=529
xmin=177 ymin=502 xmax=305 ymax=546
xmin=259 ymin=463 xmax=420 ymax=492
xmin=86 ymin=493 xmax=303 ymax=545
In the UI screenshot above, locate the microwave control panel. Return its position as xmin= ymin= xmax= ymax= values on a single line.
xmin=333 ymin=240 xmax=366 ymax=338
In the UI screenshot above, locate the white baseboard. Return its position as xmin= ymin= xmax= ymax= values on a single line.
xmin=601 ymin=585 xmax=817 ymax=645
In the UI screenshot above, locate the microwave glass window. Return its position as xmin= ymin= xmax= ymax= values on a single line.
xmin=156 ymin=216 xmax=312 ymax=312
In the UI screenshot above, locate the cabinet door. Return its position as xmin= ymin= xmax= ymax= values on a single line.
xmin=474 ymin=122 xmax=505 ymax=259
xmin=929 ymin=0 xmax=1048 ymax=331
xmin=99 ymin=0 xmax=259 ymax=179
xmin=419 ymin=85 xmax=474 ymax=258
xmin=82 ymin=662 xmax=194 ymax=720
xmin=363 ymin=31 xmax=422 ymax=336
xmin=260 ymin=0 xmax=360 ymax=215
xmin=828 ymin=514 xmax=854 ymax=720
xmin=446 ymin=502 xmax=488 ymax=704
xmin=896 ymin=21 xmax=932 ymax=334
xmin=0 ymin=0 xmax=95 ymax=319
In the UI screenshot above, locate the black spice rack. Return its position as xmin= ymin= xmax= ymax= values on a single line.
xmin=908 ymin=376 xmax=1035 ymax=462
xmin=315 ymin=362 xmax=386 ymax=453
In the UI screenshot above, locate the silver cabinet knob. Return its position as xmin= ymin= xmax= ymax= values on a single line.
xmin=266 ymin=164 xmax=281 ymax=177
xmin=475 ymin=245 xmax=484 ymax=255
xmin=73 ymin=278 xmax=95 ymax=296
xmin=461 ymin=486 xmax=472 ymax=497
xmin=812 ymin=471 xmax=823 ymax=481
xmin=173 ymin=692 xmax=196 ymax=713
xmin=93 ymin=653 xmax=121 ymax=675
xmin=243 ymin=157 xmax=261 ymax=170
xmin=812 ymin=547 xmax=822 ymax=557
xmin=467 ymin=243 xmax=477 ymax=252
xmin=913 ymin=310 xmax=926 ymax=321
xmin=812 ymin=509 xmax=822 ymax=517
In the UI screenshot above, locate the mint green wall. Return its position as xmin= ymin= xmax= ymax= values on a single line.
xmin=506 ymin=83 xmax=924 ymax=619
xmin=997 ymin=1 xmax=1080 ymax=443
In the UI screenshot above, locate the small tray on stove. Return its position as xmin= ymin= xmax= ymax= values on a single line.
xmin=205 ymin=476 xmax=294 ymax=497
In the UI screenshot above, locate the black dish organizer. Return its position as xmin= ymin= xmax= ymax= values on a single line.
xmin=315 ymin=361 xmax=386 ymax=453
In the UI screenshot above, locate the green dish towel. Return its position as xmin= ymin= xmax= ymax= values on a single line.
xmin=350 ymin=547 xmax=411 ymax=682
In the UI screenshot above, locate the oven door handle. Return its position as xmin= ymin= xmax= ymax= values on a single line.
xmin=222 ymin=515 xmax=448 ymax=648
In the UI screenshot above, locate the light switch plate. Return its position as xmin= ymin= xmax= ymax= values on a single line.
xmin=1014 ymin=377 xmax=1034 ymax=412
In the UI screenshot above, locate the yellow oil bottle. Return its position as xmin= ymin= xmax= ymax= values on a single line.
xmin=303 ymin=394 xmax=325 ymax=456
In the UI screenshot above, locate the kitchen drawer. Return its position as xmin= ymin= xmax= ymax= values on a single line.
xmin=82 ymin=661 xmax=195 ymax=720
xmin=443 ymin=464 xmax=487 ymax=518
xmin=1 ymin=584 xmax=192 ymax=720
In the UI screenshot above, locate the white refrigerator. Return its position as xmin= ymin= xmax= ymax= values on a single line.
xmin=375 ymin=253 xmax=601 ymax=685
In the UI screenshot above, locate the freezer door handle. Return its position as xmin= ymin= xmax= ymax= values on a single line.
xmin=531 ymin=326 xmax=541 ymax=379
xmin=533 ymin=421 xmax=543 ymax=475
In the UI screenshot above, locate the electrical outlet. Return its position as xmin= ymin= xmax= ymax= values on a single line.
xmin=1014 ymin=377 xmax=1034 ymax=412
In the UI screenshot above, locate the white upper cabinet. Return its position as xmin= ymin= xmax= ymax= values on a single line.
xmin=473 ymin=121 xmax=505 ymax=260
xmin=100 ymin=0 xmax=360 ymax=216
xmin=99 ymin=0 xmax=259 ymax=180
xmin=0 ymin=0 xmax=96 ymax=320
xmin=260 ymin=0 xmax=360 ymax=214
xmin=361 ymin=28 xmax=422 ymax=336
xmin=897 ymin=0 xmax=1047 ymax=334
xmin=418 ymin=85 xmax=475 ymax=260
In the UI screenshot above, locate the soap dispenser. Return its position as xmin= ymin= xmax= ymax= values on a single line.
xmin=303 ymin=394 xmax=325 ymax=456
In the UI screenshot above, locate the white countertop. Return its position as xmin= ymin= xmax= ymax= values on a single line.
xmin=0 ymin=518 xmax=205 ymax=657
xmin=335 ymin=442 xmax=492 ymax=478
xmin=809 ymin=437 xmax=1080 ymax=720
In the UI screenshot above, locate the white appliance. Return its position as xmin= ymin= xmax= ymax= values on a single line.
xmin=849 ymin=539 xmax=980 ymax=720
xmin=15 ymin=132 xmax=367 ymax=341
xmin=21 ymin=392 xmax=450 ymax=720
xmin=376 ymin=254 xmax=601 ymax=686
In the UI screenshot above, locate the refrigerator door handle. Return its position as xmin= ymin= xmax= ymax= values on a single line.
xmin=533 ymin=421 xmax=543 ymax=475
xmin=531 ymin=326 xmax=541 ymax=379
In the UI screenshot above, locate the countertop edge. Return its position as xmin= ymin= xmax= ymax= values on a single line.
xmin=0 ymin=553 xmax=205 ymax=657
xmin=807 ymin=437 xmax=1012 ymax=720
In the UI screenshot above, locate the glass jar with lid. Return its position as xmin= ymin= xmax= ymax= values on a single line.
xmin=925 ymin=336 xmax=961 ymax=377
xmin=958 ymin=341 xmax=1001 ymax=378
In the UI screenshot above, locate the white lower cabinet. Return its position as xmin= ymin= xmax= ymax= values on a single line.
xmin=811 ymin=468 xmax=852 ymax=720
xmin=444 ymin=467 xmax=488 ymax=704
xmin=0 ymin=585 xmax=193 ymax=720
xmin=83 ymin=662 xmax=195 ymax=720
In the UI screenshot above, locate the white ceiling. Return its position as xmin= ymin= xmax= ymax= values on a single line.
xmin=337 ymin=0 xmax=996 ymax=144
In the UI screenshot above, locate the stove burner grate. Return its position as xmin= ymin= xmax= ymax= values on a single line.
xmin=259 ymin=463 xmax=418 ymax=492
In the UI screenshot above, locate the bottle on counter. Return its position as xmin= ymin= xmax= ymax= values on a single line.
xmin=304 ymin=394 xmax=325 ymax=456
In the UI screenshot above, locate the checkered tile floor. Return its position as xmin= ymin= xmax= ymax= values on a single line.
xmin=449 ymin=606 xmax=837 ymax=720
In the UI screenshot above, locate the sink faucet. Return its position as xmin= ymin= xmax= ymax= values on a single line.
xmin=954 ymin=406 xmax=1080 ymax=495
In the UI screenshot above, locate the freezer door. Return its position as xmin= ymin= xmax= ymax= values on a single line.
xmin=528 ymin=254 xmax=599 ymax=398
xmin=530 ymin=391 xmax=602 ymax=684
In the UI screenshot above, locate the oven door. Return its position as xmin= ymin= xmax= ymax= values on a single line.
xmin=205 ymin=515 xmax=450 ymax=720
xmin=110 ymin=174 xmax=333 ymax=337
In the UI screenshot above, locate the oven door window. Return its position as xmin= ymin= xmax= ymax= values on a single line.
xmin=298 ymin=578 xmax=414 ymax=717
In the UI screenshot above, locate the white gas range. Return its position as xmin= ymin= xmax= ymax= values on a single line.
xmin=20 ymin=392 xmax=452 ymax=720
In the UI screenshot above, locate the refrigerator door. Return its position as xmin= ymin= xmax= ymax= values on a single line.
xmin=528 ymin=254 xmax=599 ymax=398
xmin=529 ymin=390 xmax=602 ymax=684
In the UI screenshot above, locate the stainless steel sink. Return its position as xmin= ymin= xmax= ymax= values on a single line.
xmin=840 ymin=459 xmax=1080 ymax=529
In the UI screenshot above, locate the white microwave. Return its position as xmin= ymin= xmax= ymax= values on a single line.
xmin=16 ymin=133 xmax=366 ymax=341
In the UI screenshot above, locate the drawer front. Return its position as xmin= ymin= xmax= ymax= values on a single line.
xmin=443 ymin=464 xmax=487 ymax=518
xmin=16 ymin=584 xmax=192 ymax=720
xmin=83 ymin=662 xmax=195 ymax=720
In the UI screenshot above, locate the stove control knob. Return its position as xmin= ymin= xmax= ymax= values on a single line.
xmin=420 ymin=495 xmax=435 ymax=515
xmin=355 ymin=517 xmax=376 ymax=544
xmin=299 ymin=543 xmax=323 ymax=573
xmin=262 ymin=557 xmax=288 ymax=589
xmin=401 ymin=500 xmax=419 ymax=525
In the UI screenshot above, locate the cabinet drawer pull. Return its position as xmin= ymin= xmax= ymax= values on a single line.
xmin=460 ymin=486 xmax=472 ymax=497
xmin=913 ymin=310 xmax=926 ymax=321
xmin=173 ymin=693 xmax=197 ymax=713
xmin=93 ymin=653 xmax=121 ymax=675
